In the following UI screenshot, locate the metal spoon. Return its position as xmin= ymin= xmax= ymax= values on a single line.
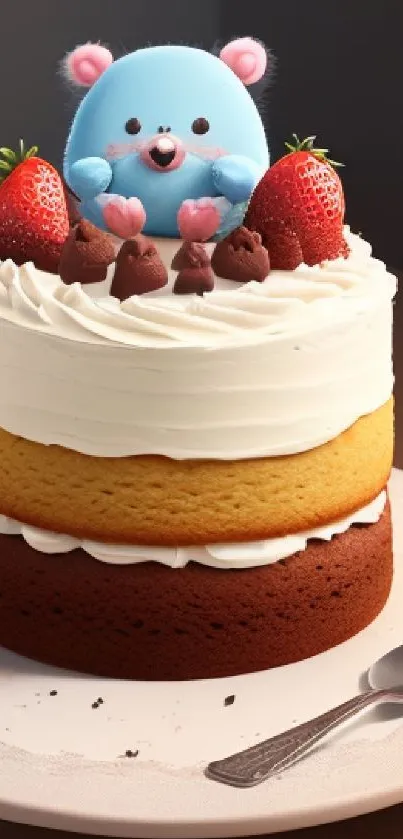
xmin=206 ymin=643 xmax=403 ymax=788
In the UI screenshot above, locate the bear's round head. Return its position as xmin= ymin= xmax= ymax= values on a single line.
xmin=64 ymin=39 xmax=271 ymax=237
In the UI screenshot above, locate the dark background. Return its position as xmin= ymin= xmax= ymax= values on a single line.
xmin=1 ymin=5 xmax=403 ymax=836
xmin=2 ymin=0 xmax=402 ymax=268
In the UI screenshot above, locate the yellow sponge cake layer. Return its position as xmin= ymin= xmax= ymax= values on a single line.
xmin=0 ymin=399 xmax=392 ymax=546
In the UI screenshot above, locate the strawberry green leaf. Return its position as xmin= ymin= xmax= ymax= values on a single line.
xmin=327 ymin=158 xmax=344 ymax=168
xmin=0 ymin=140 xmax=40 ymax=184
xmin=284 ymin=135 xmax=344 ymax=168
xmin=0 ymin=148 xmax=17 ymax=163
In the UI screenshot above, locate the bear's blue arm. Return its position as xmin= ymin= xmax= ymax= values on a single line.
xmin=65 ymin=157 xmax=113 ymax=202
xmin=212 ymin=155 xmax=263 ymax=205
xmin=213 ymin=201 xmax=249 ymax=242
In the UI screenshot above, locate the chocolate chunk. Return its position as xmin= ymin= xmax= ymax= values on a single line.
xmin=224 ymin=694 xmax=235 ymax=707
xmin=49 ymin=690 xmax=58 ymax=696
xmin=91 ymin=701 xmax=99 ymax=709
xmin=124 ymin=749 xmax=139 ymax=758
xmin=110 ymin=235 xmax=168 ymax=300
xmin=171 ymin=247 xmax=185 ymax=272
xmin=211 ymin=226 xmax=270 ymax=283
xmin=173 ymin=268 xmax=214 ymax=295
xmin=172 ymin=241 xmax=209 ymax=271
xmin=59 ymin=219 xmax=116 ymax=286
xmin=173 ymin=242 xmax=214 ymax=296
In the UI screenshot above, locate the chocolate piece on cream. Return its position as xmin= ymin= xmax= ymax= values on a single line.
xmin=59 ymin=219 xmax=116 ymax=285
xmin=211 ymin=226 xmax=270 ymax=283
xmin=111 ymin=235 xmax=168 ymax=300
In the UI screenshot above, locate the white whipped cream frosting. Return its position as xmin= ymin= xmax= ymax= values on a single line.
xmin=0 ymin=228 xmax=396 ymax=459
xmin=0 ymin=492 xmax=386 ymax=569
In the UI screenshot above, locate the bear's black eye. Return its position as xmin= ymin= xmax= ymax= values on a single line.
xmin=125 ymin=118 xmax=141 ymax=135
xmin=192 ymin=117 xmax=210 ymax=135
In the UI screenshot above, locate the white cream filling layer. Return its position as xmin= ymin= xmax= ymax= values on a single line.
xmin=0 ymin=492 xmax=386 ymax=569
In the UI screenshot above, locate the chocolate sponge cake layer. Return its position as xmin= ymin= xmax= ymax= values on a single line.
xmin=0 ymin=502 xmax=392 ymax=680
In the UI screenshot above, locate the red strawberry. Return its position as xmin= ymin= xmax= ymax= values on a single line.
xmin=0 ymin=140 xmax=69 ymax=273
xmin=245 ymin=135 xmax=349 ymax=270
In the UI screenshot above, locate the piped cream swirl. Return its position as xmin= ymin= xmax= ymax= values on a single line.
xmin=0 ymin=229 xmax=396 ymax=349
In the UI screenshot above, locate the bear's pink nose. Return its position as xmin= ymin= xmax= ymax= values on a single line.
xmin=140 ymin=134 xmax=185 ymax=171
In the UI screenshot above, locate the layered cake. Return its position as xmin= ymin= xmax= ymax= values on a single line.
xmin=0 ymin=39 xmax=396 ymax=680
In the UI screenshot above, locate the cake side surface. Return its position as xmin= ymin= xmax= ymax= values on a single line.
xmin=0 ymin=229 xmax=395 ymax=460
xmin=0 ymin=501 xmax=392 ymax=680
xmin=0 ymin=399 xmax=392 ymax=545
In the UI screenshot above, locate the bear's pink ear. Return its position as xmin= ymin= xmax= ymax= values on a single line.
xmin=219 ymin=37 xmax=267 ymax=85
xmin=65 ymin=44 xmax=113 ymax=87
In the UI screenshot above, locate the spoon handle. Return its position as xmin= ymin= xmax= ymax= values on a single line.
xmin=206 ymin=688 xmax=389 ymax=787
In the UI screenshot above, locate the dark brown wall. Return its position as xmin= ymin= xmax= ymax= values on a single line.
xmin=1 ymin=0 xmax=218 ymax=173
xmin=221 ymin=0 xmax=403 ymax=268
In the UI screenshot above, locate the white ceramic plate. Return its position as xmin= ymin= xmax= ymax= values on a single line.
xmin=0 ymin=471 xmax=403 ymax=838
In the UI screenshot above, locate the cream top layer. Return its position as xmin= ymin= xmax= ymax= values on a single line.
xmin=0 ymin=229 xmax=396 ymax=459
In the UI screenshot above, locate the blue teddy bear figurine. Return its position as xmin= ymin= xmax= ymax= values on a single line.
xmin=64 ymin=38 xmax=269 ymax=242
